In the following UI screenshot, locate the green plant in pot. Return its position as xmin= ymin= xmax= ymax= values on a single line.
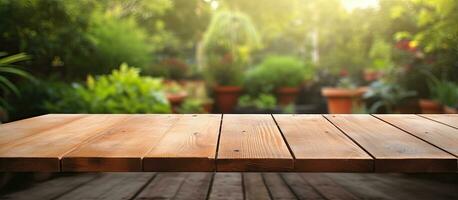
xmin=422 ymin=77 xmax=458 ymax=114
xmin=364 ymin=80 xmax=417 ymax=113
xmin=321 ymin=71 xmax=368 ymax=114
xmin=244 ymin=55 xmax=310 ymax=106
xmin=199 ymin=11 xmax=261 ymax=113
xmin=237 ymin=94 xmax=277 ymax=113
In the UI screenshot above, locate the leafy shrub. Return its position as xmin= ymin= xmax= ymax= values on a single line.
xmin=178 ymin=98 xmax=205 ymax=114
xmin=428 ymin=79 xmax=458 ymax=107
xmin=200 ymin=11 xmax=261 ymax=86
xmin=85 ymin=13 xmax=152 ymax=74
xmin=244 ymin=55 xmax=310 ymax=95
xmin=364 ymin=81 xmax=417 ymax=113
xmin=46 ymin=64 xmax=171 ymax=113
xmin=238 ymin=94 xmax=276 ymax=110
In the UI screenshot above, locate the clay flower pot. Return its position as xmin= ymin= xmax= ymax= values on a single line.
xmin=321 ymin=87 xmax=368 ymax=114
xmin=203 ymin=101 xmax=214 ymax=113
xmin=419 ymin=99 xmax=443 ymax=114
xmin=166 ymin=92 xmax=188 ymax=113
xmin=443 ymin=106 xmax=458 ymax=114
xmin=276 ymin=87 xmax=300 ymax=106
xmin=363 ymin=70 xmax=382 ymax=82
xmin=214 ymin=86 xmax=242 ymax=113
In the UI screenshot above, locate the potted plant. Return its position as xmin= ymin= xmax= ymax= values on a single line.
xmin=423 ymin=77 xmax=458 ymax=114
xmin=199 ymin=11 xmax=261 ymax=113
xmin=243 ymin=55 xmax=311 ymax=106
xmin=164 ymin=81 xmax=188 ymax=113
xmin=364 ymin=80 xmax=417 ymax=113
xmin=321 ymin=71 xmax=368 ymax=114
xmin=236 ymin=94 xmax=280 ymax=114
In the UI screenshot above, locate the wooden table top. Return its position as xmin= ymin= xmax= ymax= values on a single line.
xmin=0 ymin=114 xmax=456 ymax=172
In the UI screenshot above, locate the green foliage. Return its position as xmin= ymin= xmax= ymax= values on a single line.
xmin=200 ymin=11 xmax=261 ymax=86
xmin=369 ymin=38 xmax=393 ymax=71
xmin=244 ymin=56 xmax=309 ymax=96
xmin=427 ymin=77 xmax=458 ymax=107
xmin=0 ymin=53 xmax=35 ymax=96
xmin=238 ymin=94 xmax=276 ymax=110
xmin=85 ymin=13 xmax=152 ymax=74
xmin=46 ymin=64 xmax=171 ymax=113
xmin=178 ymin=98 xmax=205 ymax=114
xmin=364 ymin=80 xmax=417 ymax=113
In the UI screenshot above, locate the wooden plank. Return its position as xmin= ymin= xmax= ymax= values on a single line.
xmin=0 ymin=114 xmax=85 ymax=147
xmin=134 ymin=173 xmax=187 ymax=200
xmin=208 ymin=173 xmax=243 ymax=200
xmin=217 ymin=114 xmax=293 ymax=172
xmin=174 ymin=173 xmax=213 ymax=200
xmin=243 ymin=173 xmax=271 ymax=200
xmin=273 ymin=114 xmax=373 ymax=172
xmin=62 ymin=115 xmax=178 ymax=172
xmin=262 ymin=173 xmax=296 ymax=200
xmin=375 ymin=114 xmax=458 ymax=157
xmin=325 ymin=115 xmax=456 ymax=172
xmin=281 ymin=173 xmax=324 ymax=200
xmin=301 ymin=173 xmax=359 ymax=200
xmin=143 ymin=114 xmax=221 ymax=172
xmin=0 ymin=173 xmax=99 ymax=200
xmin=56 ymin=173 xmax=155 ymax=200
xmin=0 ymin=115 xmax=128 ymax=172
xmin=420 ymin=114 xmax=458 ymax=129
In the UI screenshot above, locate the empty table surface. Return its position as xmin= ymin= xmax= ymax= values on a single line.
xmin=0 ymin=114 xmax=456 ymax=172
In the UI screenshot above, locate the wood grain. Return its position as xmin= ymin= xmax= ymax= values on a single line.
xmin=375 ymin=114 xmax=458 ymax=157
xmin=208 ymin=173 xmax=244 ymax=200
xmin=325 ymin=114 xmax=456 ymax=172
xmin=143 ymin=114 xmax=221 ymax=171
xmin=274 ymin=114 xmax=373 ymax=172
xmin=420 ymin=114 xmax=458 ymax=129
xmin=0 ymin=114 xmax=128 ymax=171
xmin=61 ymin=115 xmax=178 ymax=172
xmin=0 ymin=114 xmax=85 ymax=146
xmin=243 ymin=173 xmax=271 ymax=200
xmin=217 ymin=114 xmax=293 ymax=172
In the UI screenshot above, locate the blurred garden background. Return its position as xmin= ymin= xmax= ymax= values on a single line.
xmin=1 ymin=0 xmax=457 ymax=122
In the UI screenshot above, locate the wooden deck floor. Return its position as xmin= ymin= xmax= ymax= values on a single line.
xmin=1 ymin=173 xmax=457 ymax=200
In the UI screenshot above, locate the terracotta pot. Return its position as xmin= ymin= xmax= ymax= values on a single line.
xmin=166 ymin=92 xmax=188 ymax=113
xmin=203 ymin=101 xmax=214 ymax=113
xmin=419 ymin=99 xmax=443 ymax=114
xmin=443 ymin=105 xmax=458 ymax=114
xmin=394 ymin=99 xmax=420 ymax=114
xmin=214 ymin=86 xmax=242 ymax=113
xmin=276 ymin=87 xmax=300 ymax=106
xmin=363 ymin=70 xmax=382 ymax=82
xmin=321 ymin=87 xmax=367 ymax=114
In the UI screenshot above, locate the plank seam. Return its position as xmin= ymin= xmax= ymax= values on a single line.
xmin=128 ymin=172 xmax=158 ymax=200
xmin=50 ymin=174 xmax=103 ymax=200
xmin=141 ymin=115 xmax=180 ymax=171
xmin=371 ymin=114 xmax=457 ymax=158
xmin=214 ymin=114 xmax=224 ymax=172
xmin=261 ymin=173 xmax=275 ymax=200
xmin=171 ymin=173 xmax=191 ymax=199
xmin=299 ymin=174 xmax=328 ymax=200
xmin=58 ymin=115 xmax=133 ymax=172
xmin=279 ymin=173 xmax=301 ymax=200
xmin=417 ymin=114 xmax=458 ymax=130
xmin=241 ymin=173 xmax=246 ymax=200
xmin=204 ymin=172 xmax=216 ymax=200
xmin=271 ymin=114 xmax=296 ymax=162
xmin=323 ymin=114 xmax=376 ymax=172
